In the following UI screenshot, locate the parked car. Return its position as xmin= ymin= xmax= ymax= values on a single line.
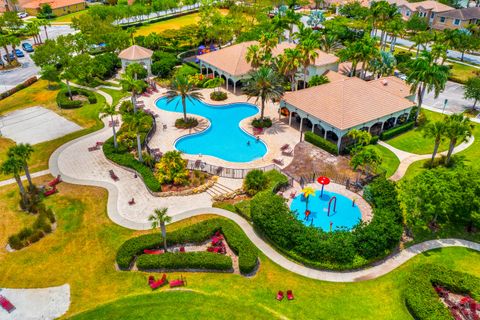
xmin=14 ymin=49 xmax=24 ymax=57
xmin=17 ymin=12 xmax=28 ymax=18
xmin=22 ymin=43 xmax=34 ymax=52
xmin=3 ymin=53 xmax=16 ymax=62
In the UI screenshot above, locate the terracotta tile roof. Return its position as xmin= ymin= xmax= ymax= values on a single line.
xmin=437 ymin=7 xmax=480 ymax=20
xmin=282 ymin=77 xmax=415 ymax=131
xmin=198 ymin=41 xmax=339 ymax=77
xmin=392 ymin=0 xmax=453 ymax=12
xmin=118 ymin=45 xmax=153 ymax=61
xmin=369 ymin=76 xmax=412 ymax=98
xmin=323 ymin=70 xmax=348 ymax=83
xmin=20 ymin=0 xmax=84 ymax=9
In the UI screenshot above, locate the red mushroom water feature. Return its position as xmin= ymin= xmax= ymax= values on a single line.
xmin=316 ymin=176 xmax=330 ymax=197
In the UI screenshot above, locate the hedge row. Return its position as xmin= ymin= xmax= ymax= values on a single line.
xmin=250 ymin=177 xmax=403 ymax=269
xmin=380 ymin=121 xmax=415 ymax=140
xmin=136 ymin=252 xmax=232 ymax=271
xmin=116 ymin=218 xmax=258 ymax=274
xmin=0 ymin=76 xmax=37 ymax=100
xmin=304 ymin=131 xmax=338 ymax=155
xmin=8 ymin=206 xmax=56 ymax=250
xmin=56 ymin=88 xmax=97 ymax=109
xmin=405 ymin=264 xmax=480 ymax=320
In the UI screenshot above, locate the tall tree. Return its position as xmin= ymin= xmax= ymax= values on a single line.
xmin=444 ymin=114 xmax=474 ymax=165
xmin=123 ymin=111 xmax=150 ymax=163
xmin=242 ymin=66 xmax=285 ymax=121
xmin=422 ymin=121 xmax=446 ymax=164
xmin=298 ymin=38 xmax=319 ymax=89
xmin=148 ymin=208 xmax=172 ymax=252
xmin=120 ymin=73 xmax=147 ymax=112
xmin=277 ymin=48 xmax=302 ymax=91
xmin=410 ymin=31 xmax=433 ymax=58
xmin=165 ymin=74 xmax=204 ymax=122
xmin=101 ymin=103 xmax=119 ymax=149
xmin=246 ymin=44 xmax=262 ymax=70
xmin=7 ymin=144 xmax=34 ymax=190
xmin=464 ymin=77 xmax=480 ymax=111
xmin=1 ymin=156 xmax=26 ymax=207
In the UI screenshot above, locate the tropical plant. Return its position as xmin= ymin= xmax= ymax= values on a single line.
xmin=246 ymin=44 xmax=262 ymax=70
xmin=444 ymin=114 xmax=474 ymax=165
xmin=204 ymin=77 xmax=224 ymax=93
xmin=125 ymin=62 xmax=147 ymax=80
xmin=155 ymin=150 xmax=189 ymax=185
xmin=464 ymin=77 xmax=480 ymax=111
xmin=277 ymin=48 xmax=302 ymax=91
xmin=298 ymin=38 xmax=319 ymax=89
xmin=302 ymin=186 xmax=316 ymax=212
xmin=244 ymin=169 xmax=268 ymax=196
xmin=347 ymin=129 xmax=372 ymax=155
xmin=37 ymin=19 xmax=51 ymax=40
xmin=101 ymin=103 xmax=119 ymax=149
xmin=410 ymin=31 xmax=433 ymax=58
xmin=148 ymin=207 xmax=172 ymax=252
xmin=166 ymin=74 xmax=204 ymax=122
xmin=350 ymin=148 xmax=382 ymax=176
xmin=120 ymin=73 xmax=147 ymax=111
xmin=306 ymin=10 xmax=325 ymax=29
xmin=7 ymin=144 xmax=34 ymax=190
xmin=123 ymin=111 xmax=150 ymax=162
xmin=422 ymin=120 xmax=446 ymax=164
xmin=1 ymin=156 xmax=26 ymax=207
xmin=370 ymin=51 xmax=396 ymax=79
xmin=308 ymin=75 xmax=329 ymax=87
xmin=242 ymin=67 xmax=285 ymax=122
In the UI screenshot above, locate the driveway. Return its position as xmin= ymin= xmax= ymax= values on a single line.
xmin=422 ymin=81 xmax=471 ymax=114
xmin=0 ymin=25 xmax=75 ymax=94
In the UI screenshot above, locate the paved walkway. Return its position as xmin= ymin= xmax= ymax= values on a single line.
xmin=0 ymin=284 xmax=70 ymax=320
xmin=0 ymin=170 xmax=50 ymax=187
xmin=380 ymin=135 xmax=475 ymax=181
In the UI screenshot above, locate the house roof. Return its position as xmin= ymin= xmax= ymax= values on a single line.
xmin=369 ymin=76 xmax=413 ymax=98
xmin=118 ymin=45 xmax=153 ymax=61
xmin=20 ymin=0 xmax=84 ymax=9
xmin=282 ymin=77 xmax=415 ymax=131
xmin=198 ymin=41 xmax=339 ymax=77
xmin=323 ymin=70 xmax=348 ymax=83
xmin=436 ymin=7 xmax=480 ymax=20
xmin=388 ymin=0 xmax=453 ymax=12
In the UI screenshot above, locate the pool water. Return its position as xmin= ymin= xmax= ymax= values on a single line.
xmin=156 ymin=97 xmax=267 ymax=163
xmin=290 ymin=190 xmax=362 ymax=231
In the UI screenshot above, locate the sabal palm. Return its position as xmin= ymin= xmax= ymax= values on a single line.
xmin=278 ymin=48 xmax=302 ymax=91
xmin=302 ymin=186 xmax=316 ymax=211
xmin=0 ymin=35 xmax=12 ymax=64
xmin=372 ymin=51 xmax=396 ymax=78
xmin=242 ymin=66 xmax=285 ymax=121
xmin=406 ymin=51 xmax=449 ymax=124
xmin=299 ymin=39 xmax=319 ymax=89
xmin=100 ymin=103 xmax=119 ymax=149
xmin=1 ymin=156 xmax=26 ymax=206
xmin=284 ymin=9 xmax=301 ymax=42
xmin=148 ymin=208 xmax=172 ymax=252
xmin=246 ymin=44 xmax=262 ymax=70
xmin=319 ymin=32 xmax=341 ymax=53
xmin=423 ymin=121 xmax=446 ymax=164
xmin=357 ymin=35 xmax=378 ymax=79
xmin=410 ymin=31 xmax=433 ymax=58
xmin=7 ymin=143 xmax=34 ymax=190
xmin=165 ymin=75 xmax=204 ymax=121
xmin=444 ymin=114 xmax=474 ymax=165
xmin=123 ymin=112 xmax=150 ymax=162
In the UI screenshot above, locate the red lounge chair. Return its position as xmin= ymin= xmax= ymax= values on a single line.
xmin=287 ymin=290 xmax=294 ymax=300
xmin=273 ymin=158 xmax=284 ymax=165
xmin=280 ymin=144 xmax=290 ymax=151
xmin=276 ymin=291 xmax=284 ymax=301
xmin=0 ymin=295 xmax=15 ymax=313
xmin=150 ymin=274 xmax=168 ymax=290
xmin=109 ymin=170 xmax=119 ymax=181
xmin=128 ymin=198 xmax=135 ymax=205
xmin=148 ymin=275 xmax=155 ymax=284
xmin=290 ymin=191 xmax=297 ymax=199
xmin=144 ymin=249 xmax=164 ymax=255
xmin=179 ymin=246 xmax=185 ymax=253
xmin=44 ymin=187 xmax=57 ymax=197
xmin=88 ymin=146 xmax=98 ymax=152
xmin=169 ymin=276 xmax=186 ymax=288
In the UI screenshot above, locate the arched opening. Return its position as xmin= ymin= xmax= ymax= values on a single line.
xmin=396 ymin=113 xmax=408 ymax=125
xmin=326 ymin=131 xmax=339 ymax=144
xmin=370 ymin=122 xmax=383 ymax=136
xmin=383 ymin=117 xmax=396 ymax=130
xmin=314 ymin=124 xmax=326 ymax=137
xmin=303 ymin=118 xmax=313 ymax=129
xmin=360 ymin=126 xmax=369 ymax=132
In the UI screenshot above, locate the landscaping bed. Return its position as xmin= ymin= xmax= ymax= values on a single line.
xmin=136 ymin=252 xmax=233 ymax=272
xmin=57 ymin=88 xmax=97 ymax=109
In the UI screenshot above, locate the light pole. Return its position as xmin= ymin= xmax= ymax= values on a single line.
xmin=442 ymin=98 xmax=448 ymax=114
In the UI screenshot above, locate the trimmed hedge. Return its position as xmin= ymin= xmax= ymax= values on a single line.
xmin=405 ymin=264 xmax=480 ymax=320
xmin=0 ymin=76 xmax=37 ymax=100
xmin=136 ymin=252 xmax=232 ymax=271
xmin=380 ymin=121 xmax=415 ymax=140
xmin=116 ymin=218 xmax=258 ymax=274
xmin=56 ymin=88 xmax=97 ymax=109
xmin=304 ymin=131 xmax=338 ymax=155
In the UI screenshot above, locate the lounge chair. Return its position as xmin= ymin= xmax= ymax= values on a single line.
xmin=128 ymin=198 xmax=135 ymax=206
xmin=0 ymin=295 xmax=15 ymax=313
xmin=276 ymin=291 xmax=284 ymax=301
xmin=169 ymin=276 xmax=186 ymax=288
xmin=96 ymin=141 xmax=104 ymax=147
xmin=88 ymin=146 xmax=98 ymax=152
xmin=144 ymin=249 xmax=164 ymax=255
xmin=163 ymin=124 xmax=167 ymax=131
xmin=280 ymin=144 xmax=290 ymax=151
xmin=44 ymin=187 xmax=57 ymax=197
xmin=282 ymin=148 xmax=293 ymax=156
xmin=48 ymin=175 xmax=62 ymax=187
xmin=287 ymin=290 xmax=294 ymax=300
xmin=290 ymin=191 xmax=296 ymax=199
xmin=273 ymin=158 xmax=284 ymax=165
xmin=109 ymin=169 xmax=119 ymax=181
xmin=195 ymin=160 xmax=202 ymax=168
xmin=150 ymin=274 xmax=168 ymax=290
xmin=216 ymin=167 xmax=223 ymax=175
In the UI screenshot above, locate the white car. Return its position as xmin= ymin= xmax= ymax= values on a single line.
xmin=17 ymin=12 xmax=28 ymax=18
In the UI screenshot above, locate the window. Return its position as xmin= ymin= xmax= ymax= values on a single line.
xmin=454 ymin=19 xmax=461 ymax=25
xmin=406 ymin=10 xmax=411 ymax=16
xmin=440 ymin=16 xmax=446 ymax=23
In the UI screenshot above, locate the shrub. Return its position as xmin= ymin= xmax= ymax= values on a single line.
xmin=251 ymin=117 xmax=272 ymax=128
xmin=210 ymin=91 xmax=228 ymax=101
xmin=136 ymin=252 xmax=232 ymax=271
xmin=151 ymin=51 xmax=178 ymax=78
xmin=0 ymin=76 xmax=37 ymax=100
xmin=370 ymin=135 xmax=379 ymax=145
xmin=116 ymin=218 xmax=258 ymax=274
xmin=155 ymin=151 xmax=189 ymax=186
xmin=244 ymin=170 xmax=268 ymax=196
xmin=56 ymin=88 xmax=97 ymax=109
xmin=28 ymin=230 xmax=44 ymax=244
xmin=264 ymin=170 xmax=289 ymax=192
xmin=8 ymin=205 xmax=55 ymax=250
xmin=93 ymin=53 xmax=121 ymax=79
xmin=8 ymin=235 xmax=23 ymax=250
xmin=175 ymin=117 xmax=198 ymax=129
xmin=304 ymin=131 xmax=339 ymax=155
xmin=380 ymin=121 xmax=415 ymax=140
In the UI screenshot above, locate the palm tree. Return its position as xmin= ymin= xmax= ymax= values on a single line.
xmin=165 ymin=75 xmax=204 ymax=122
xmin=0 ymin=35 xmax=12 ymax=65
xmin=370 ymin=51 xmax=396 ymax=79
xmin=298 ymin=38 xmax=319 ymax=89
xmin=422 ymin=121 xmax=446 ymax=164
xmin=277 ymin=48 xmax=302 ymax=91
xmin=302 ymin=186 xmax=316 ymax=212
xmin=246 ymin=44 xmax=262 ymax=70
xmin=444 ymin=114 xmax=474 ymax=165
xmin=406 ymin=51 xmax=449 ymax=125
xmin=24 ymin=21 xmax=41 ymax=45
xmin=318 ymin=32 xmax=341 ymax=53
xmin=284 ymin=9 xmax=301 ymax=43
xmin=38 ymin=19 xmax=51 ymax=40
xmin=120 ymin=74 xmax=146 ymax=113
xmin=430 ymin=42 xmax=449 ymax=65
xmin=258 ymin=32 xmax=278 ymax=59
xmin=1 ymin=156 xmax=26 ymax=207
xmin=9 ymin=35 xmax=20 ymax=60
xmin=357 ymin=35 xmax=378 ymax=79
xmin=123 ymin=112 xmax=150 ymax=163
xmin=242 ymin=66 xmax=285 ymax=122
xmin=7 ymin=143 xmax=34 ymax=190
xmin=410 ymin=31 xmax=433 ymax=58
xmin=385 ymin=17 xmax=405 ymax=52
xmin=148 ymin=207 xmax=172 ymax=252
xmin=101 ymin=103 xmax=119 ymax=149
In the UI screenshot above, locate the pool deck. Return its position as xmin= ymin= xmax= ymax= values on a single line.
xmin=283 ymin=181 xmax=373 ymax=223
xmin=142 ymin=88 xmax=301 ymax=169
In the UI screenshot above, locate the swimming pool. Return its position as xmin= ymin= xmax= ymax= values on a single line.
xmin=290 ymin=190 xmax=362 ymax=231
xmin=156 ymin=97 xmax=267 ymax=163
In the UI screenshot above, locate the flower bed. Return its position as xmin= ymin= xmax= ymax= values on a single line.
xmin=210 ymin=91 xmax=227 ymax=101
xmin=116 ymin=218 xmax=258 ymax=275
xmin=252 ymin=117 xmax=272 ymax=129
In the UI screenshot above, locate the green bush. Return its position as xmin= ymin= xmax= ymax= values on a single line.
xmin=116 ymin=218 xmax=258 ymax=274
xmin=404 ymin=264 xmax=480 ymax=320
xmin=210 ymin=91 xmax=228 ymax=101
xmin=175 ymin=117 xmax=198 ymax=129
xmin=136 ymin=252 xmax=232 ymax=271
xmin=370 ymin=135 xmax=379 ymax=145
xmin=56 ymin=88 xmax=97 ymax=109
xmin=93 ymin=53 xmax=121 ymax=79
xmin=244 ymin=170 xmax=268 ymax=196
xmin=264 ymin=170 xmax=289 ymax=193
xmin=175 ymin=64 xmax=198 ymax=78
xmin=152 ymin=51 xmax=179 ymax=78
xmin=380 ymin=121 xmax=415 ymax=140
xmin=251 ymin=117 xmax=272 ymax=128
xmin=304 ymin=131 xmax=339 ymax=155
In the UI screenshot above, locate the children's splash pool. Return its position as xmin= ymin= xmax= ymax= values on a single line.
xmin=290 ymin=190 xmax=362 ymax=231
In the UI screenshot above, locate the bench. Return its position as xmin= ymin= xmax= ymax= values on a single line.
xmin=109 ymin=170 xmax=119 ymax=181
xmin=0 ymin=295 xmax=15 ymax=313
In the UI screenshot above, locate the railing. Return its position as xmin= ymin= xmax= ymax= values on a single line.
xmin=114 ymin=3 xmax=201 ymax=26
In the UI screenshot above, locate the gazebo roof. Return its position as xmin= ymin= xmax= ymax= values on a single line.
xmin=118 ymin=45 xmax=153 ymax=61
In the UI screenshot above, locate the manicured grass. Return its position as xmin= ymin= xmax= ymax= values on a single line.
xmin=2 ymin=179 xmax=480 ymax=319
xmin=49 ymin=9 xmax=90 ymax=23
xmin=99 ymin=88 xmax=129 ymax=107
xmin=385 ymin=110 xmax=451 ymax=154
xmin=449 ymin=61 xmax=479 ymax=84
xmin=0 ymin=80 xmax=105 ymax=180
xmin=366 ymin=144 xmax=400 ymax=178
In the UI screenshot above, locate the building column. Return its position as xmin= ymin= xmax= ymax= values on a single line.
xmin=337 ymin=132 xmax=343 ymax=151
xmin=299 ymin=117 xmax=304 ymax=141
xmin=206 ymin=67 xmax=209 ymax=77
xmin=288 ymin=110 xmax=293 ymax=126
xmin=233 ymin=81 xmax=236 ymax=94
xmin=311 ymin=123 xmax=315 ymax=133
xmin=226 ymin=76 xmax=229 ymax=91
xmin=324 ymin=129 xmax=327 ymax=139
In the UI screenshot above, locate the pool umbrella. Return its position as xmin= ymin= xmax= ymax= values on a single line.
xmin=317 ymin=176 xmax=330 ymax=197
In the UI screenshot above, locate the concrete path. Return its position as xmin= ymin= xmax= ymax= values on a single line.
xmin=0 ymin=170 xmax=50 ymax=187
xmin=67 ymin=82 xmax=113 ymax=105
xmin=0 ymin=284 xmax=70 ymax=320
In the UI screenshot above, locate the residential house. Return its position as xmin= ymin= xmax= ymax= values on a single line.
xmin=385 ymin=0 xmax=453 ymax=26
xmin=432 ymin=7 xmax=480 ymax=30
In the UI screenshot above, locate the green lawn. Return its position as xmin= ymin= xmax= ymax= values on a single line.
xmin=449 ymin=61 xmax=479 ymax=84
xmin=366 ymin=144 xmax=400 ymax=178
xmin=49 ymin=9 xmax=90 ymax=24
xmin=99 ymin=88 xmax=129 ymax=107
xmin=385 ymin=110 xmax=451 ymax=155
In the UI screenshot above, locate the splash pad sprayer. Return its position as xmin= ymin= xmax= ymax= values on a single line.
xmin=330 ymin=221 xmax=333 ymax=232
xmin=316 ymin=176 xmax=330 ymax=197
xmin=327 ymin=196 xmax=337 ymax=216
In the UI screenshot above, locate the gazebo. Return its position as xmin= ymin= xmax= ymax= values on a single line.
xmin=118 ymin=45 xmax=153 ymax=76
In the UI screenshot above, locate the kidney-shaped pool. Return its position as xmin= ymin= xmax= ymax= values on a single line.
xmin=156 ymin=97 xmax=267 ymax=163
